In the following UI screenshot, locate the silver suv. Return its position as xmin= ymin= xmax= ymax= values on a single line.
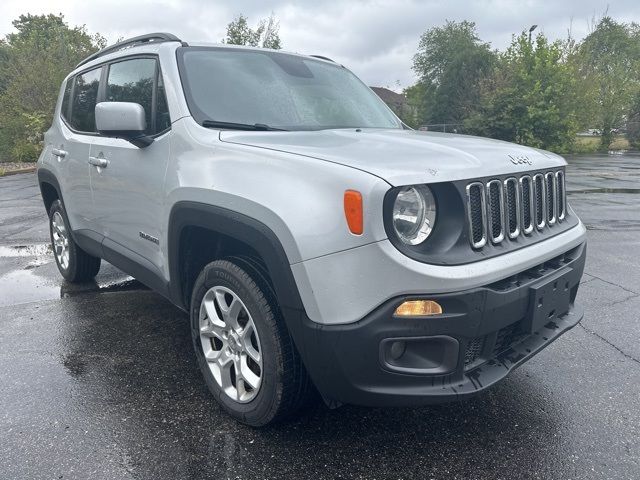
xmin=37 ymin=33 xmax=586 ymax=426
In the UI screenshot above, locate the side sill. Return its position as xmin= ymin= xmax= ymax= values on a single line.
xmin=73 ymin=230 xmax=171 ymax=302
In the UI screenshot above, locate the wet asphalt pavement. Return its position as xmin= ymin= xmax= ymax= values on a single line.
xmin=1 ymin=154 xmax=639 ymax=480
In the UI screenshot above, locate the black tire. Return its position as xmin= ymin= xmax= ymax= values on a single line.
xmin=48 ymin=199 xmax=101 ymax=282
xmin=190 ymin=258 xmax=314 ymax=426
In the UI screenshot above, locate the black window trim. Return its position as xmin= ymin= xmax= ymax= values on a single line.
xmin=60 ymin=53 xmax=172 ymax=138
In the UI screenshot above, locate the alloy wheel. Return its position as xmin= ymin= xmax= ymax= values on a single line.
xmin=199 ymin=286 xmax=263 ymax=403
xmin=51 ymin=211 xmax=70 ymax=270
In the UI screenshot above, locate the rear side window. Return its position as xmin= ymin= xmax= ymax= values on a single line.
xmin=60 ymin=78 xmax=72 ymax=121
xmin=69 ymin=68 xmax=101 ymax=132
xmin=106 ymin=58 xmax=168 ymax=135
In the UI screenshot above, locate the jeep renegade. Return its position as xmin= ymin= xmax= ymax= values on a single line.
xmin=37 ymin=33 xmax=586 ymax=426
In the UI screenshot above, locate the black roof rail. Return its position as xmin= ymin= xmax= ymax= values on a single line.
xmin=310 ymin=55 xmax=336 ymax=63
xmin=76 ymin=32 xmax=184 ymax=68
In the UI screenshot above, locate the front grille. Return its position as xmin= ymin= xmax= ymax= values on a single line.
xmin=467 ymin=170 xmax=567 ymax=249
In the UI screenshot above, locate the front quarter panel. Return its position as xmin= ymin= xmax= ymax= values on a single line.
xmin=162 ymin=118 xmax=391 ymax=267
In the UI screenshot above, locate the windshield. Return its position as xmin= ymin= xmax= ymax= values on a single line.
xmin=177 ymin=47 xmax=402 ymax=131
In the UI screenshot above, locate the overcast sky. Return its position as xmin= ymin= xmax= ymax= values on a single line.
xmin=1 ymin=0 xmax=637 ymax=90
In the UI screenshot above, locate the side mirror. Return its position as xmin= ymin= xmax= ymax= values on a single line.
xmin=95 ymin=102 xmax=153 ymax=148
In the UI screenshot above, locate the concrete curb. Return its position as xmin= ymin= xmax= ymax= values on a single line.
xmin=0 ymin=166 xmax=36 ymax=177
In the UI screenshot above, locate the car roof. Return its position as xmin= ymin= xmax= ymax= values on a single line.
xmin=72 ymin=32 xmax=336 ymax=77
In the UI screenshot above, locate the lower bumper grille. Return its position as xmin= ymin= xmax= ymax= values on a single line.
xmin=464 ymin=337 xmax=485 ymax=367
xmin=464 ymin=320 xmax=527 ymax=371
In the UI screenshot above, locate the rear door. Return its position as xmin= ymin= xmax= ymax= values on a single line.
xmin=56 ymin=66 xmax=103 ymax=232
xmin=88 ymin=56 xmax=172 ymax=274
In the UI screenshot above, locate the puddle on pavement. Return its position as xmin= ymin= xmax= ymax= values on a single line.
xmin=0 ymin=243 xmax=147 ymax=307
xmin=0 ymin=268 xmax=61 ymax=307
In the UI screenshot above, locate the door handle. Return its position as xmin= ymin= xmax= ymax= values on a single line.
xmin=52 ymin=148 xmax=67 ymax=158
xmin=88 ymin=156 xmax=108 ymax=168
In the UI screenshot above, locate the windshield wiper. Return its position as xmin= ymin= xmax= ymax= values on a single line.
xmin=201 ymin=120 xmax=286 ymax=131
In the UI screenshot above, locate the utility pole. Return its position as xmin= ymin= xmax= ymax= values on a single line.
xmin=528 ymin=24 xmax=538 ymax=43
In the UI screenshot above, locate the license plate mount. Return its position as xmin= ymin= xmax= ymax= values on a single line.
xmin=526 ymin=267 xmax=573 ymax=334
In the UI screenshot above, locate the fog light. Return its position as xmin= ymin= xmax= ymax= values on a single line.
xmin=389 ymin=340 xmax=406 ymax=360
xmin=394 ymin=300 xmax=443 ymax=316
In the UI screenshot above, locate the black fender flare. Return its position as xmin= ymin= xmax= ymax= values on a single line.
xmin=36 ymin=168 xmax=64 ymax=211
xmin=167 ymin=201 xmax=305 ymax=315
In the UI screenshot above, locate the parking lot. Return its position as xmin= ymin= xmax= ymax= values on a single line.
xmin=1 ymin=153 xmax=639 ymax=479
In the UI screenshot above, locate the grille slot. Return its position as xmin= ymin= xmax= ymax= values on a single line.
xmin=533 ymin=173 xmax=546 ymax=229
xmin=556 ymin=171 xmax=566 ymax=220
xmin=466 ymin=183 xmax=487 ymax=249
xmin=486 ymin=180 xmax=505 ymax=243
xmin=545 ymin=172 xmax=556 ymax=225
xmin=504 ymin=178 xmax=520 ymax=238
xmin=465 ymin=170 xmax=566 ymax=248
xmin=520 ymin=175 xmax=534 ymax=234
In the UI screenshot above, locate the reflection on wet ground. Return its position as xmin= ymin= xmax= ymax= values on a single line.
xmin=0 ymin=243 xmax=52 ymax=257
xmin=0 ymin=243 xmax=146 ymax=307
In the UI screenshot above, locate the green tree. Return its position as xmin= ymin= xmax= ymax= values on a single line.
xmin=412 ymin=21 xmax=496 ymax=125
xmin=465 ymin=33 xmax=579 ymax=153
xmin=223 ymin=14 xmax=282 ymax=49
xmin=403 ymin=82 xmax=429 ymax=128
xmin=627 ymin=92 xmax=640 ymax=149
xmin=0 ymin=14 xmax=105 ymax=161
xmin=576 ymin=17 xmax=640 ymax=149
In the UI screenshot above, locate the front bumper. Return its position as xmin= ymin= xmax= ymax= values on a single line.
xmin=288 ymin=242 xmax=586 ymax=407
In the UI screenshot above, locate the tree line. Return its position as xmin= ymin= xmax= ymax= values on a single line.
xmin=405 ymin=18 xmax=640 ymax=153
xmin=0 ymin=13 xmax=637 ymax=162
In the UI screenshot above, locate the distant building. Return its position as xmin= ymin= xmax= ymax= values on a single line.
xmin=370 ymin=87 xmax=416 ymax=124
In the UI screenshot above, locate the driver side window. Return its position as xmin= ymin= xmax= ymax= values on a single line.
xmin=105 ymin=58 xmax=171 ymax=135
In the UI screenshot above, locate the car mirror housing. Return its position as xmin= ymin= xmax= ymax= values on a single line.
xmin=95 ymin=102 xmax=153 ymax=148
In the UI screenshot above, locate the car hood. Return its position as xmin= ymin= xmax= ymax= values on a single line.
xmin=219 ymin=128 xmax=566 ymax=186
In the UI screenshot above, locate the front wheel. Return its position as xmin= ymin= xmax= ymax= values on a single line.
xmin=49 ymin=199 xmax=101 ymax=282
xmin=190 ymin=259 xmax=313 ymax=426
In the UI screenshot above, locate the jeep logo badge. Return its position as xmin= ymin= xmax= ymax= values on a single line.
xmin=508 ymin=154 xmax=532 ymax=165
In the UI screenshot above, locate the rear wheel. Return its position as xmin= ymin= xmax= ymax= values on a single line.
xmin=49 ymin=200 xmax=101 ymax=282
xmin=190 ymin=259 xmax=313 ymax=426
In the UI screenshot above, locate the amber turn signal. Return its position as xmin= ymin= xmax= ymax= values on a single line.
xmin=344 ymin=190 xmax=363 ymax=235
xmin=394 ymin=300 xmax=443 ymax=316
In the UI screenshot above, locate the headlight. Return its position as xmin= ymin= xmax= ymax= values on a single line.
xmin=392 ymin=185 xmax=436 ymax=245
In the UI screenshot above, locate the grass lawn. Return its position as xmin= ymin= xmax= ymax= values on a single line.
xmin=574 ymin=135 xmax=630 ymax=153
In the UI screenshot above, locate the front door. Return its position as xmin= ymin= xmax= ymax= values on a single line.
xmin=88 ymin=57 xmax=172 ymax=274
